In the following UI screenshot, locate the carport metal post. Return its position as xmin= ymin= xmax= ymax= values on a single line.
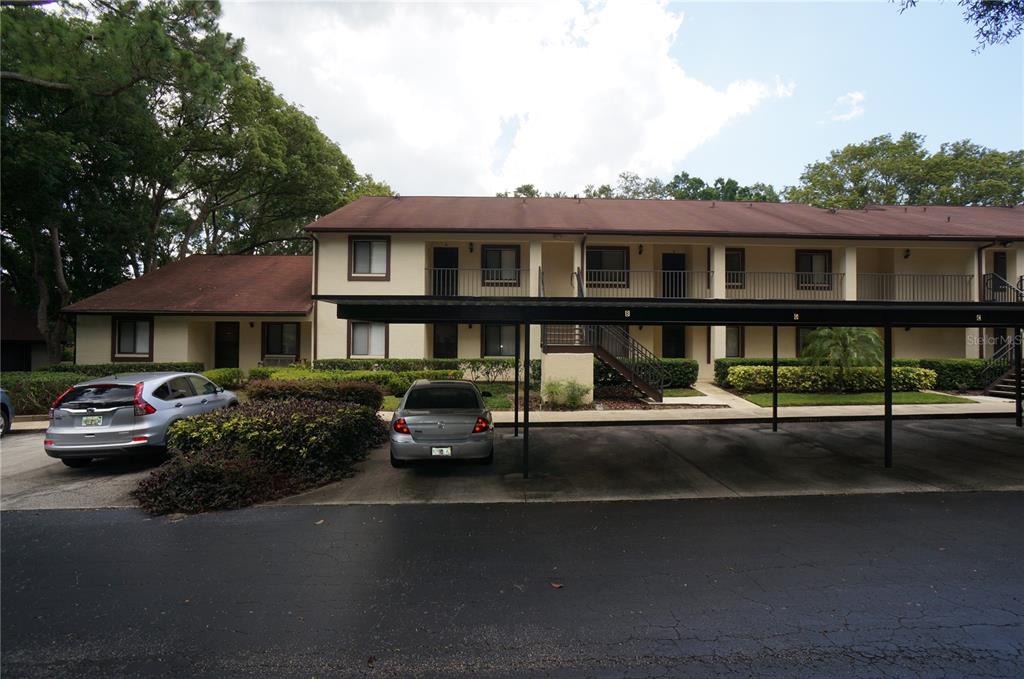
xmin=514 ymin=324 xmax=521 ymax=437
xmin=884 ymin=325 xmax=893 ymax=468
xmin=1016 ymin=326 xmax=1022 ymax=428
xmin=523 ymin=322 xmax=530 ymax=478
xmin=772 ymin=325 xmax=779 ymax=432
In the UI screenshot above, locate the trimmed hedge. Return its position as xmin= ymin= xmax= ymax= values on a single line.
xmin=247 ymin=379 xmax=384 ymax=410
xmin=715 ymin=357 xmax=920 ymax=387
xmin=247 ymin=366 xmax=277 ymax=381
xmin=595 ymin=358 xmax=699 ymax=389
xmin=40 ymin=361 xmax=204 ymax=376
xmin=916 ymin=359 xmax=990 ymax=391
xmin=201 ymin=368 xmax=244 ymax=390
xmin=0 ymin=371 xmax=90 ymax=415
xmin=726 ymin=365 xmax=937 ymax=393
xmin=310 ymin=357 xmax=543 ymax=384
xmin=132 ymin=399 xmax=387 ymax=514
xmin=265 ymin=367 xmax=461 ymax=395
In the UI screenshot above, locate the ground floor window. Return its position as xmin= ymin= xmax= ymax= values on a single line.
xmin=433 ymin=323 xmax=458 ymax=359
xmin=662 ymin=325 xmax=686 ymax=358
xmin=483 ymin=324 xmax=516 ymax=356
xmin=350 ymin=321 xmax=387 ymax=357
xmin=726 ymin=326 xmax=744 ymax=358
xmin=112 ymin=317 xmax=152 ymax=361
xmin=263 ymin=322 xmax=300 ymax=361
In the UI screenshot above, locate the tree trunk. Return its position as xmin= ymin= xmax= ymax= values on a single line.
xmin=46 ymin=222 xmax=73 ymax=363
xmin=177 ymin=196 xmax=214 ymax=260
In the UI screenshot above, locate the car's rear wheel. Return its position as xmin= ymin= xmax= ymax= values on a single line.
xmin=1 ymin=408 xmax=10 ymax=437
xmin=475 ymin=447 xmax=495 ymax=465
xmin=390 ymin=451 xmax=408 ymax=468
xmin=61 ymin=458 xmax=92 ymax=468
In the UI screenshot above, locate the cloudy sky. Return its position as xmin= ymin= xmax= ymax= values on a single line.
xmin=220 ymin=0 xmax=1023 ymax=196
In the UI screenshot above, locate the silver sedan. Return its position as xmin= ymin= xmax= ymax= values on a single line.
xmin=389 ymin=380 xmax=494 ymax=468
xmin=44 ymin=372 xmax=239 ymax=468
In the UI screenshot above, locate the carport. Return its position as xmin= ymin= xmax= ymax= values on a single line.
xmin=317 ymin=295 xmax=1023 ymax=477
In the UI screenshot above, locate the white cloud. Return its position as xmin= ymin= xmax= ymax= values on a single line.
xmin=221 ymin=0 xmax=794 ymax=195
xmin=828 ymin=91 xmax=865 ymax=122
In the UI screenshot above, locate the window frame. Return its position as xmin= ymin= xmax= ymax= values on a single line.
xmin=725 ymin=248 xmax=746 ymax=290
xmin=347 ymin=321 xmax=389 ymax=358
xmin=725 ymin=325 xmax=745 ymax=358
xmin=795 ymin=249 xmax=833 ymax=290
xmin=480 ymin=244 xmax=522 ymax=287
xmin=348 ymin=235 xmax=391 ymax=281
xmin=261 ymin=322 xmax=301 ymax=362
xmin=110 ymin=316 xmax=154 ymax=362
xmin=481 ymin=324 xmax=517 ymax=357
xmin=585 ymin=246 xmax=630 ymax=288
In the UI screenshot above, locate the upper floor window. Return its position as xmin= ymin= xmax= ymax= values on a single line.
xmin=481 ymin=245 xmax=520 ymax=286
xmin=725 ymin=248 xmax=746 ymax=289
xmin=796 ymin=250 xmax=832 ymax=289
xmin=113 ymin=317 xmax=152 ymax=361
xmin=586 ymin=247 xmax=629 ymax=287
xmin=349 ymin=236 xmax=390 ymax=280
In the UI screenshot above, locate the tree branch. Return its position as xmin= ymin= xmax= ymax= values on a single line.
xmin=0 ymin=71 xmax=73 ymax=91
xmin=232 ymin=236 xmax=311 ymax=255
xmin=0 ymin=0 xmax=57 ymax=7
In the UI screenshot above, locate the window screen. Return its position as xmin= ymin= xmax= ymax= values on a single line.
xmin=726 ymin=326 xmax=744 ymax=358
xmin=352 ymin=322 xmax=386 ymax=356
xmin=725 ymin=249 xmax=745 ymax=289
xmin=352 ymin=239 xmax=388 ymax=275
xmin=482 ymin=246 xmax=519 ymax=284
xmin=264 ymin=323 xmax=299 ymax=357
xmin=116 ymin=319 xmax=150 ymax=355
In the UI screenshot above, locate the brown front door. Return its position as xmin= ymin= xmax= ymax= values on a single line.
xmin=433 ymin=323 xmax=458 ymax=359
xmin=214 ymin=322 xmax=240 ymax=369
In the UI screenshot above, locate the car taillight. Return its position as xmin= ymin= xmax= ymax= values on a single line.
xmin=473 ymin=416 xmax=491 ymax=433
xmin=393 ymin=418 xmax=410 ymax=434
xmin=134 ymin=383 xmax=156 ymax=416
xmin=50 ymin=386 xmax=74 ymax=419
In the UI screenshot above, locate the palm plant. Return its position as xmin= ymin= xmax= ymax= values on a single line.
xmin=802 ymin=327 xmax=884 ymax=389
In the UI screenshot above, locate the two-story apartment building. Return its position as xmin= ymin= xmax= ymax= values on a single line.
xmin=63 ymin=196 xmax=1023 ymax=394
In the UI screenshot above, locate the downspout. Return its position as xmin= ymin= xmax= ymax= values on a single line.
xmin=310 ymin=233 xmax=320 ymax=364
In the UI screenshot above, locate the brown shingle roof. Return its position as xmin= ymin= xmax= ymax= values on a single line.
xmin=63 ymin=256 xmax=312 ymax=315
xmin=306 ymin=196 xmax=1024 ymax=241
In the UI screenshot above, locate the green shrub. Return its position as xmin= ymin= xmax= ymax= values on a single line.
xmin=386 ymin=370 xmax=464 ymax=396
xmin=714 ymin=357 xmax=919 ymax=387
xmin=247 ymin=379 xmax=384 ymax=410
xmin=542 ymin=379 xmax=591 ymax=409
xmin=916 ymin=359 xmax=990 ymax=391
xmin=247 ymin=366 xmax=277 ymax=381
xmin=312 ymin=358 xmax=465 ymax=372
xmin=726 ymin=365 xmax=937 ymax=393
xmin=0 ymin=371 xmax=90 ymax=415
xmin=201 ymin=368 xmax=244 ymax=390
xmin=132 ymin=399 xmax=387 ymax=514
xmin=267 ymin=368 xmax=461 ymax=395
xmin=39 ymin=361 xmax=204 ymax=376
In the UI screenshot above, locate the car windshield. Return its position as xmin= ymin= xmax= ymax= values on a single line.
xmin=404 ymin=386 xmax=479 ymax=410
xmin=59 ymin=385 xmax=135 ymax=409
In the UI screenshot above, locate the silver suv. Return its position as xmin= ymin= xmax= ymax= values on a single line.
xmin=44 ymin=372 xmax=239 ymax=468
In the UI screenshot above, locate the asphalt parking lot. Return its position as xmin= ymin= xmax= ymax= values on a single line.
xmin=3 ymin=418 xmax=1023 ymax=510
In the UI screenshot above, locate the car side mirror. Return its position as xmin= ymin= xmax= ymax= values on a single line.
xmin=216 ymin=387 xmax=224 ymax=393
xmin=480 ymin=390 xmax=493 ymax=398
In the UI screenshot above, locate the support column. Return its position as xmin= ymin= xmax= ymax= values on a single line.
xmin=523 ymin=322 xmax=531 ymax=478
xmin=884 ymin=325 xmax=893 ymax=468
xmin=710 ymin=245 xmax=726 ymax=299
xmin=965 ymin=249 xmax=982 ymax=358
xmin=772 ymin=324 xmax=779 ymax=432
xmin=1016 ymin=326 xmax=1022 ymax=429
xmin=514 ymin=324 xmax=520 ymax=437
xmin=841 ymin=247 xmax=858 ymax=301
xmin=528 ymin=240 xmax=543 ymax=296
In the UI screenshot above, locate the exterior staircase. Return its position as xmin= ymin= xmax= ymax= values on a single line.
xmin=986 ymin=368 xmax=1020 ymax=399
xmin=982 ymin=337 xmax=1021 ymax=398
xmin=543 ymin=272 xmax=666 ymax=401
xmin=541 ymin=324 xmax=666 ymax=401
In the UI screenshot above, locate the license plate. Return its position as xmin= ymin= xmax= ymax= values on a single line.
xmin=81 ymin=416 xmax=103 ymax=427
xmin=431 ymin=446 xmax=452 ymax=457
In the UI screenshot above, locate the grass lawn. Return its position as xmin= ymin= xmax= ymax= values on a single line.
xmin=743 ymin=392 xmax=976 ymax=407
xmin=663 ymin=387 xmax=704 ymax=398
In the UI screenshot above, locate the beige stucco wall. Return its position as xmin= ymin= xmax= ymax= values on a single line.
xmin=541 ymin=352 xmax=594 ymax=404
xmin=75 ymin=315 xmax=112 ymax=364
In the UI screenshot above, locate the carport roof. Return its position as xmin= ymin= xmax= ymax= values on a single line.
xmin=306 ymin=196 xmax=1024 ymax=241
xmin=64 ymin=255 xmax=313 ymax=316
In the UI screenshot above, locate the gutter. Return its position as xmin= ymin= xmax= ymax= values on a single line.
xmin=310 ymin=232 xmax=320 ymax=363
